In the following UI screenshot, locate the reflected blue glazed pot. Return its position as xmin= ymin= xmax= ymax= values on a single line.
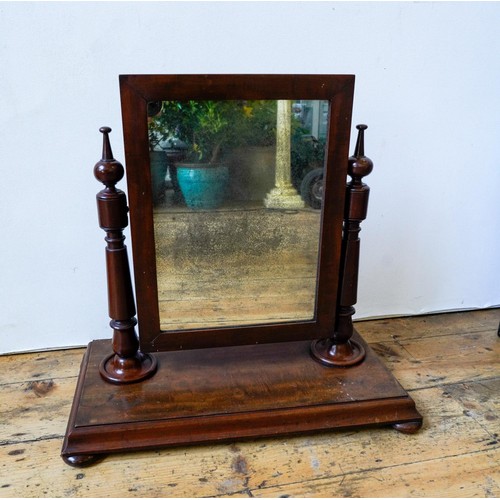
xmin=176 ymin=164 xmax=229 ymax=209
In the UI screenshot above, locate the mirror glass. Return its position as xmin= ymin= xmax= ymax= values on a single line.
xmin=147 ymin=99 xmax=329 ymax=331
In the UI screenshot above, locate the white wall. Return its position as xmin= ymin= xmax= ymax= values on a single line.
xmin=0 ymin=2 xmax=499 ymax=353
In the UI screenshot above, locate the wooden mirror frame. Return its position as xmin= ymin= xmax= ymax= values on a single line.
xmin=119 ymin=74 xmax=355 ymax=352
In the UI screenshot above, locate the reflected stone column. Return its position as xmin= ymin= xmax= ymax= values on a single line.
xmin=264 ymin=100 xmax=305 ymax=209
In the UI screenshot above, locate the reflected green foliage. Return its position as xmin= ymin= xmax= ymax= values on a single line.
xmin=149 ymin=100 xmax=277 ymax=164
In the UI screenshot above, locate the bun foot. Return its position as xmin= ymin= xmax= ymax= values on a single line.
xmin=393 ymin=420 xmax=423 ymax=434
xmin=62 ymin=454 xmax=104 ymax=467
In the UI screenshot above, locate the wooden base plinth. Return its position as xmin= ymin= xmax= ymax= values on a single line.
xmin=61 ymin=331 xmax=422 ymax=466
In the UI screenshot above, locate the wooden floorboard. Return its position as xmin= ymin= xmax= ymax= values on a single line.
xmin=0 ymin=308 xmax=498 ymax=497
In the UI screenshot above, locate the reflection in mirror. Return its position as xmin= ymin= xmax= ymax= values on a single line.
xmin=147 ymin=99 xmax=329 ymax=331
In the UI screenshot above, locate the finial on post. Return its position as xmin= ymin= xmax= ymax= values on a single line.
xmin=311 ymin=124 xmax=373 ymax=367
xmin=349 ymin=125 xmax=373 ymax=187
xmin=99 ymin=126 xmax=114 ymax=161
xmin=94 ymin=127 xmax=125 ymax=189
xmin=353 ymin=124 xmax=367 ymax=156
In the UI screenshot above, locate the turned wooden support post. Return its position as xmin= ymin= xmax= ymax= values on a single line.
xmin=94 ymin=127 xmax=157 ymax=384
xmin=311 ymin=124 xmax=373 ymax=367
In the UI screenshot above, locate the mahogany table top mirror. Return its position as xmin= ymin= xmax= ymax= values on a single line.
xmin=61 ymin=74 xmax=422 ymax=467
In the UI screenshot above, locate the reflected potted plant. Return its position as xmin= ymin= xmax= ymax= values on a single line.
xmin=157 ymin=100 xmax=245 ymax=209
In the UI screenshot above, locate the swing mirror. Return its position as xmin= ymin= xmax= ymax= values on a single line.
xmin=119 ymin=75 xmax=354 ymax=352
